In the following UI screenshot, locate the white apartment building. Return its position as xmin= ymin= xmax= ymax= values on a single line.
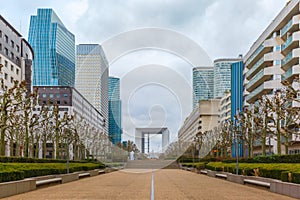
xmin=219 ymin=91 xmax=231 ymax=124
xmin=244 ymin=0 xmax=300 ymax=154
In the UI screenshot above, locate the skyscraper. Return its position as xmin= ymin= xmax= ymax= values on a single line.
xmin=76 ymin=44 xmax=109 ymax=133
xmin=192 ymin=67 xmax=214 ymax=109
xmin=214 ymin=58 xmax=241 ymax=99
xmin=28 ymin=8 xmax=75 ymax=86
xmin=108 ymin=77 xmax=122 ymax=144
xmin=231 ymin=61 xmax=244 ymax=158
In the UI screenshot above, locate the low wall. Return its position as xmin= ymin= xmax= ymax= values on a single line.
xmin=58 ymin=173 xmax=79 ymax=184
xmin=0 ymin=179 xmax=36 ymax=198
xmin=226 ymin=174 xmax=243 ymax=184
xmin=271 ymin=181 xmax=300 ymax=199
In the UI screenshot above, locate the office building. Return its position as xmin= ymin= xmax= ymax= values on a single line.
xmin=192 ymin=67 xmax=214 ymax=109
xmin=231 ymin=61 xmax=244 ymax=158
xmin=76 ymin=44 xmax=109 ymax=133
xmin=28 ymin=8 xmax=75 ymax=86
xmin=34 ymin=86 xmax=106 ymax=159
xmin=178 ymin=99 xmax=220 ymax=143
xmin=108 ymin=77 xmax=122 ymax=144
xmin=0 ymin=15 xmax=34 ymax=92
xmin=214 ymin=58 xmax=242 ymax=99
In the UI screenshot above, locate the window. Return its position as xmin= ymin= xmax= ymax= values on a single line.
xmin=42 ymin=101 xmax=46 ymax=105
xmin=16 ymin=45 xmax=19 ymax=52
xmin=49 ymin=94 xmax=54 ymax=98
xmin=0 ymin=43 xmax=2 ymax=51
xmin=11 ymin=65 xmax=14 ymax=72
xmin=0 ymin=30 xmax=2 ymax=38
xmin=64 ymin=101 xmax=68 ymax=105
xmin=16 ymin=68 xmax=19 ymax=75
xmin=42 ymin=94 xmax=47 ymax=98
xmin=4 ymin=60 xmax=7 ymax=67
xmin=10 ymin=40 xmax=14 ymax=48
xmin=56 ymin=93 xmax=61 ymax=98
xmin=63 ymin=94 xmax=68 ymax=98
xmin=10 ymin=52 xmax=14 ymax=60
xmin=4 ymin=73 xmax=7 ymax=80
xmin=16 ymin=57 xmax=20 ymax=64
xmin=57 ymin=101 xmax=60 ymax=105
xmin=25 ymin=54 xmax=28 ymax=59
xmin=10 ymin=77 xmax=13 ymax=83
xmin=4 ymin=48 xmax=8 ymax=55
xmin=4 ymin=35 xmax=8 ymax=43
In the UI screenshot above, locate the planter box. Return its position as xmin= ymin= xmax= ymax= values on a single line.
xmin=0 ymin=179 xmax=36 ymax=198
xmin=271 ymin=181 xmax=300 ymax=199
xmin=58 ymin=173 xmax=79 ymax=184
xmin=207 ymin=170 xmax=216 ymax=177
xmin=227 ymin=174 xmax=244 ymax=184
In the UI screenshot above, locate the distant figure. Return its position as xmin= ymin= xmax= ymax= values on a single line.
xmin=130 ymin=151 xmax=134 ymax=160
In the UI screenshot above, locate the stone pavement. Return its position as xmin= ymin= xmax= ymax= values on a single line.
xmin=4 ymin=169 xmax=296 ymax=200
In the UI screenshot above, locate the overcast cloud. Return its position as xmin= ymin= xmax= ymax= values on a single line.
xmin=1 ymin=0 xmax=287 ymax=151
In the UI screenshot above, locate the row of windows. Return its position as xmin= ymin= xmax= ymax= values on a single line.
xmin=41 ymin=100 xmax=69 ymax=105
xmin=0 ymin=30 xmax=20 ymax=52
xmin=41 ymin=93 xmax=68 ymax=98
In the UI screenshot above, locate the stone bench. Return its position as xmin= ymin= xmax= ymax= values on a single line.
xmin=98 ymin=170 xmax=105 ymax=174
xmin=200 ymin=170 xmax=208 ymax=175
xmin=78 ymin=172 xmax=90 ymax=178
xmin=244 ymin=179 xmax=270 ymax=188
xmin=36 ymin=178 xmax=62 ymax=187
xmin=216 ymin=173 xmax=227 ymax=179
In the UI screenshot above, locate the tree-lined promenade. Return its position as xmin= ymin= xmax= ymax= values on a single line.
xmin=165 ymin=80 xmax=300 ymax=161
xmin=3 ymin=169 xmax=294 ymax=200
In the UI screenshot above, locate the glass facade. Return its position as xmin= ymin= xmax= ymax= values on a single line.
xmin=231 ymin=61 xmax=244 ymax=158
xmin=28 ymin=9 xmax=75 ymax=86
xmin=192 ymin=67 xmax=214 ymax=109
xmin=75 ymin=44 xmax=109 ymax=133
xmin=108 ymin=77 xmax=122 ymax=144
xmin=214 ymin=59 xmax=240 ymax=99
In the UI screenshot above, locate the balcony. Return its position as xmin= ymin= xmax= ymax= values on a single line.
xmin=281 ymin=31 xmax=300 ymax=55
xmin=281 ymin=14 xmax=300 ymax=40
xmin=245 ymin=84 xmax=264 ymax=102
xmin=281 ymin=50 xmax=300 ymax=70
xmin=246 ymin=69 xmax=273 ymax=91
xmin=246 ymin=57 xmax=264 ymax=78
xmin=245 ymin=80 xmax=281 ymax=103
xmin=281 ymin=18 xmax=293 ymax=36
xmin=245 ymin=44 xmax=264 ymax=66
xmin=281 ymin=35 xmax=293 ymax=51
xmin=281 ymin=65 xmax=300 ymax=82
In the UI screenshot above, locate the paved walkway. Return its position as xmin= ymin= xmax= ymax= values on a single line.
xmin=4 ymin=169 xmax=296 ymax=200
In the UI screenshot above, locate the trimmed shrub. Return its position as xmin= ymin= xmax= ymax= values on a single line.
xmin=281 ymin=171 xmax=289 ymax=182
xmin=292 ymin=172 xmax=300 ymax=184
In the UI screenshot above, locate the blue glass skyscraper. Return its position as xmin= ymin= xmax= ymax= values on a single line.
xmin=231 ymin=61 xmax=244 ymax=158
xmin=28 ymin=9 xmax=75 ymax=86
xmin=108 ymin=77 xmax=122 ymax=144
xmin=192 ymin=67 xmax=214 ymax=109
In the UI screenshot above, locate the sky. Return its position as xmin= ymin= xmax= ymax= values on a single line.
xmin=0 ymin=0 xmax=287 ymax=152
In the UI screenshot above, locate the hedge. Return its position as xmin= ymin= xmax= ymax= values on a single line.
xmin=0 ymin=162 xmax=105 ymax=183
xmin=206 ymin=162 xmax=300 ymax=184
xmin=0 ymin=156 xmax=94 ymax=163
xmin=222 ymin=154 xmax=300 ymax=163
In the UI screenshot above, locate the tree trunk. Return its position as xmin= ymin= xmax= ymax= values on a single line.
xmin=277 ymin=118 xmax=281 ymax=155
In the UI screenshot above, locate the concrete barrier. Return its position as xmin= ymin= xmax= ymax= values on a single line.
xmin=0 ymin=179 xmax=36 ymax=198
xmin=227 ymin=174 xmax=244 ymax=184
xmin=271 ymin=181 xmax=300 ymax=199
